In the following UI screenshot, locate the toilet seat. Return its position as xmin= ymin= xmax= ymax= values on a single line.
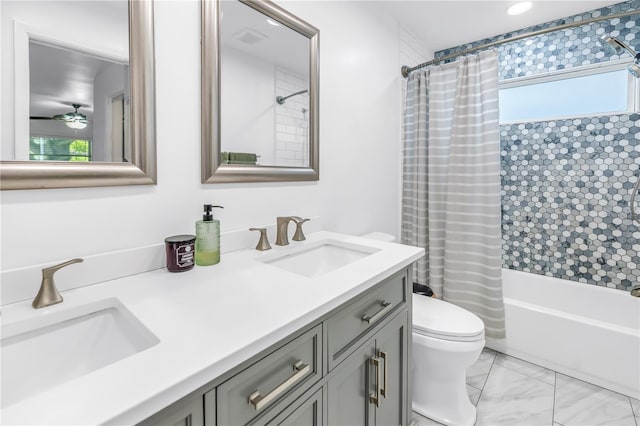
xmin=413 ymin=296 xmax=485 ymax=342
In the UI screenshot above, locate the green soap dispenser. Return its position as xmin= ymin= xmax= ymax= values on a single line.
xmin=195 ymin=204 xmax=223 ymax=266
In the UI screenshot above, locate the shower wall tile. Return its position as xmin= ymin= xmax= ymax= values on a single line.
xmin=274 ymin=66 xmax=309 ymax=167
xmin=500 ymin=116 xmax=640 ymax=289
xmin=435 ymin=1 xmax=640 ymax=291
xmin=435 ymin=0 xmax=640 ymax=80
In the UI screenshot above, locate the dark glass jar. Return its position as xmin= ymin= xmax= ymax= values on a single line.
xmin=165 ymin=235 xmax=196 ymax=272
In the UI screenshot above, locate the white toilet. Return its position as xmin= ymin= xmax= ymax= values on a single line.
xmin=362 ymin=232 xmax=485 ymax=426
xmin=412 ymin=295 xmax=485 ymax=426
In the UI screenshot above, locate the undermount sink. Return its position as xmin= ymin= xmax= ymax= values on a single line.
xmin=260 ymin=239 xmax=381 ymax=278
xmin=1 ymin=298 xmax=159 ymax=408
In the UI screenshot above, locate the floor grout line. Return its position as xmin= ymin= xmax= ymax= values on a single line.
xmin=474 ymin=349 xmax=497 ymax=407
xmin=481 ymin=352 xmax=496 ymax=392
xmin=551 ymin=371 xmax=557 ymax=425
xmin=630 ymin=397 xmax=639 ymax=426
xmin=419 ymin=350 xmax=639 ymax=426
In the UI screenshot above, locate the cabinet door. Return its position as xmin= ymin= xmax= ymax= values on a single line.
xmin=137 ymin=393 xmax=204 ymax=426
xmin=327 ymin=340 xmax=376 ymax=426
xmin=265 ymin=387 xmax=323 ymax=426
xmin=374 ymin=312 xmax=409 ymax=426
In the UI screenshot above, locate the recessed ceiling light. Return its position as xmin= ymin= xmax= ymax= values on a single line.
xmin=507 ymin=1 xmax=533 ymax=16
xmin=266 ymin=18 xmax=280 ymax=27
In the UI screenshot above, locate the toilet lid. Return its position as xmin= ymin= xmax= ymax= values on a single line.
xmin=412 ymin=295 xmax=485 ymax=341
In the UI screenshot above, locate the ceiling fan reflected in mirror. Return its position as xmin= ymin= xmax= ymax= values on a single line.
xmin=30 ymin=103 xmax=88 ymax=130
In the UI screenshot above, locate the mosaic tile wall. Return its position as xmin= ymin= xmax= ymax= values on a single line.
xmin=436 ymin=1 xmax=640 ymax=290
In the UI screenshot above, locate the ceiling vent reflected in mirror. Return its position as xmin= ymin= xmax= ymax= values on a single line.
xmin=233 ymin=28 xmax=268 ymax=45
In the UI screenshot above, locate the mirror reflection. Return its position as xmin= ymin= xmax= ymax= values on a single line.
xmin=2 ymin=0 xmax=129 ymax=163
xmin=220 ymin=0 xmax=311 ymax=168
xmin=0 ymin=0 xmax=156 ymax=190
xmin=29 ymin=40 xmax=129 ymax=163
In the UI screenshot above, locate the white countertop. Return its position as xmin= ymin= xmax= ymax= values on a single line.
xmin=1 ymin=231 xmax=423 ymax=425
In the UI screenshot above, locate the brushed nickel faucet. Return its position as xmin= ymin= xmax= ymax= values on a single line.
xmin=276 ymin=217 xmax=294 ymax=246
xmin=292 ymin=217 xmax=310 ymax=242
xmin=276 ymin=216 xmax=310 ymax=246
xmin=249 ymin=227 xmax=272 ymax=251
xmin=32 ymin=258 xmax=83 ymax=309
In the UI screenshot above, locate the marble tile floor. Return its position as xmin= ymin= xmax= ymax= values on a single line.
xmin=411 ymin=348 xmax=640 ymax=426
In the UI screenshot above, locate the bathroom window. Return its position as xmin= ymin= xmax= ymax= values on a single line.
xmin=29 ymin=137 xmax=92 ymax=162
xmin=499 ymin=60 xmax=639 ymax=123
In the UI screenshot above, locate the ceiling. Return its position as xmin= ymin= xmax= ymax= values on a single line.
xmin=373 ymin=1 xmax=622 ymax=54
xmin=29 ymin=42 xmax=117 ymax=118
xmin=16 ymin=0 xmax=128 ymax=124
xmin=26 ymin=0 xmax=627 ymax=123
xmin=221 ymin=0 xmax=310 ymax=76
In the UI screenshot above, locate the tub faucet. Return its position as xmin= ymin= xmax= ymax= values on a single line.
xmin=276 ymin=216 xmax=310 ymax=246
xmin=32 ymin=258 xmax=84 ymax=309
xmin=631 ymin=285 xmax=640 ymax=297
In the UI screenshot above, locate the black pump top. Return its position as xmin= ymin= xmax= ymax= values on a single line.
xmin=202 ymin=204 xmax=224 ymax=221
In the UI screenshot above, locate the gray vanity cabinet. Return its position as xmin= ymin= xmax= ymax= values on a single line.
xmin=264 ymin=387 xmax=323 ymax=425
xmin=326 ymin=270 xmax=407 ymax=371
xmin=327 ymin=311 xmax=409 ymax=426
xmin=138 ymin=267 xmax=411 ymax=426
xmin=139 ymin=392 xmax=205 ymax=426
xmin=327 ymin=339 xmax=376 ymax=425
xmin=216 ymin=324 xmax=323 ymax=426
xmin=372 ymin=311 xmax=409 ymax=426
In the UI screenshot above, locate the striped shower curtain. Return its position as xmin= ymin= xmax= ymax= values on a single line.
xmin=401 ymin=50 xmax=505 ymax=338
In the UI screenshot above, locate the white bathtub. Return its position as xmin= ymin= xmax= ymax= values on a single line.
xmin=486 ymin=269 xmax=640 ymax=399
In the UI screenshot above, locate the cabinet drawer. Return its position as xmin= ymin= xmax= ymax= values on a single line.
xmin=217 ymin=324 xmax=322 ymax=426
xmin=326 ymin=268 xmax=407 ymax=371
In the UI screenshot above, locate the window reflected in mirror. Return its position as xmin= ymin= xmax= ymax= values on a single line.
xmin=29 ymin=137 xmax=92 ymax=162
xmin=26 ymin=2 xmax=129 ymax=163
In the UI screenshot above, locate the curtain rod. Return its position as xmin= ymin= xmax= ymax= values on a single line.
xmin=401 ymin=9 xmax=640 ymax=78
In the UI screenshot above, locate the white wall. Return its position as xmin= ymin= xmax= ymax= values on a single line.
xmin=0 ymin=0 xmax=403 ymax=272
xmin=221 ymin=47 xmax=276 ymax=164
xmin=93 ymin=63 xmax=128 ymax=162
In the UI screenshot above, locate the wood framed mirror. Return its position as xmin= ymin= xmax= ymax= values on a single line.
xmin=201 ymin=0 xmax=319 ymax=183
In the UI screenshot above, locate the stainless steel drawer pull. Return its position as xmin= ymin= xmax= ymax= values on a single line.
xmin=248 ymin=361 xmax=310 ymax=411
xmin=361 ymin=301 xmax=393 ymax=324
xmin=379 ymin=350 xmax=388 ymax=398
xmin=369 ymin=356 xmax=381 ymax=407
